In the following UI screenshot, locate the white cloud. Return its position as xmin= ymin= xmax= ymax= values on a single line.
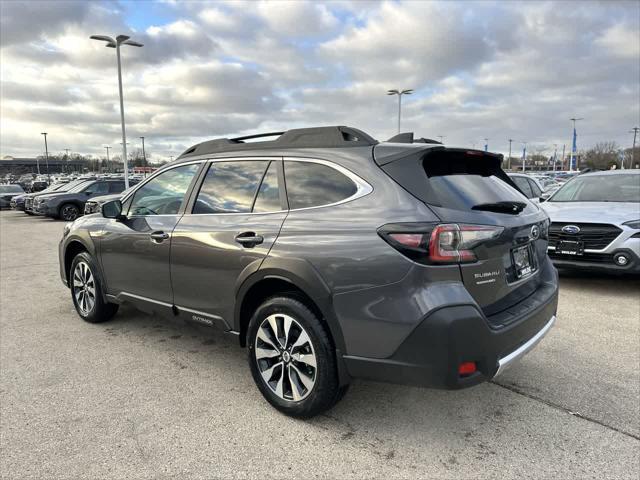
xmin=0 ymin=0 xmax=638 ymax=161
xmin=595 ymin=23 xmax=640 ymax=58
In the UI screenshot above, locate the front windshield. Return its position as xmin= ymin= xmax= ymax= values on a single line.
xmin=549 ymin=174 xmax=640 ymax=202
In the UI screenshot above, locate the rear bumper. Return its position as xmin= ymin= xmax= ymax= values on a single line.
xmin=343 ymin=267 xmax=558 ymax=389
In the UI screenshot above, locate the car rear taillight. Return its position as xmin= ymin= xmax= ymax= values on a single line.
xmin=379 ymin=223 xmax=503 ymax=264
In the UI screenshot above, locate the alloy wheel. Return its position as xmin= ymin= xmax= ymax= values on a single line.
xmin=62 ymin=205 xmax=78 ymax=221
xmin=254 ymin=313 xmax=317 ymax=402
xmin=73 ymin=261 xmax=96 ymax=315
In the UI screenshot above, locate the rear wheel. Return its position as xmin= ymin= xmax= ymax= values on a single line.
xmin=60 ymin=203 xmax=80 ymax=221
xmin=70 ymin=252 xmax=118 ymax=323
xmin=247 ymin=296 xmax=343 ymax=418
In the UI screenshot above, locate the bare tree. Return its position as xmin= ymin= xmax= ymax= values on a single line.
xmin=583 ymin=142 xmax=620 ymax=169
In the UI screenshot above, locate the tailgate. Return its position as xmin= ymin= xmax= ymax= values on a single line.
xmin=376 ymin=146 xmax=550 ymax=314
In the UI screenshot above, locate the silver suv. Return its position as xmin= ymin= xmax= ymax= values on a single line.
xmin=59 ymin=126 xmax=559 ymax=417
xmin=541 ymin=169 xmax=640 ymax=272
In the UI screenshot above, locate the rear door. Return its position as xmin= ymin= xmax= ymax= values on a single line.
xmin=170 ymin=158 xmax=287 ymax=328
xmin=378 ymin=147 xmax=549 ymax=315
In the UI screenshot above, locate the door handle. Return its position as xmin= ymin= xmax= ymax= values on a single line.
xmin=235 ymin=232 xmax=264 ymax=248
xmin=150 ymin=231 xmax=170 ymax=243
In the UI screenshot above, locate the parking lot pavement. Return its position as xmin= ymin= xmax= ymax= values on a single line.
xmin=1 ymin=210 xmax=638 ymax=479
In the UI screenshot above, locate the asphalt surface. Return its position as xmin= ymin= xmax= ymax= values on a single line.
xmin=1 ymin=210 xmax=639 ymax=479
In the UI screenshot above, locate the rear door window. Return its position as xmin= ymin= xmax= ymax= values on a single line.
xmin=284 ymin=161 xmax=357 ymax=209
xmin=192 ymin=160 xmax=269 ymax=214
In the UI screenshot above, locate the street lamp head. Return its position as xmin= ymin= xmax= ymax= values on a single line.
xmin=387 ymin=89 xmax=399 ymax=95
xmin=116 ymin=35 xmax=130 ymax=43
xmin=122 ymin=39 xmax=143 ymax=47
xmin=401 ymin=89 xmax=413 ymax=95
xmin=90 ymin=35 xmax=116 ymax=44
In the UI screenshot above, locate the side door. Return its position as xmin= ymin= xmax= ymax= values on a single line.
xmin=99 ymin=163 xmax=202 ymax=313
xmin=170 ymin=158 xmax=287 ymax=328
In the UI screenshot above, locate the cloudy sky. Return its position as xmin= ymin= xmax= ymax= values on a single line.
xmin=1 ymin=0 xmax=638 ymax=161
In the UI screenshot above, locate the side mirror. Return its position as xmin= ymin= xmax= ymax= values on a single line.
xmin=539 ymin=196 xmax=547 ymax=203
xmin=85 ymin=191 xmax=92 ymax=195
xmin=102 ymin=199 xmax=124 ymax=220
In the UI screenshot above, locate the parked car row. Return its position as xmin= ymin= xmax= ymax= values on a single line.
xmin=8 ymin=177 xmax=136 ymax=220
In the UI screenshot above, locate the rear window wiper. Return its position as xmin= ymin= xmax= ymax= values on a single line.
xmin=471 ymin=201 xmax=526 ymax=214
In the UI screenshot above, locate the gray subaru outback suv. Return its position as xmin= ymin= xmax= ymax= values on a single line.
xmin=59 ymin=126 xmax=558 ymax=417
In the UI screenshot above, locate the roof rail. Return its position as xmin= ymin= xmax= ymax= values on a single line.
xmin=179 ymin=126 xmax=377 ymax=158
xmin=386 ymin=132 xmax=442 ymax=144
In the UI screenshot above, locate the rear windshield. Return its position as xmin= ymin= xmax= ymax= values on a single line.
xmin=549 ymin=174 xmax=640 ymax=202
xmin=422 ymin=153 xmax=528 ymax=210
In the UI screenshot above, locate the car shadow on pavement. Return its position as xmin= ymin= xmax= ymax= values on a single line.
xmin=557 ymin=268 xmax=640 ymax=294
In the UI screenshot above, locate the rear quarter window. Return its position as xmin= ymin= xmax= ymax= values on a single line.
xmin=284 ymin=161 xmax=357 ymax=209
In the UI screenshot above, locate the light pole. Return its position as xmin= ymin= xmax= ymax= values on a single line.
xmin=437 ymin=135 xmax=445 ymax=144
xmin=569 ymin=117 xmax=583 ymax=172
xmin=140 ymin=136 xmax=147 ymax=177
xmin=484 ymin=138 xmax=489 ymax=152
xmin=387 ymin=89 xmax=413 ymax=134
xmin=521 ymin=142 xmax=527 ymax=172
xmin=40 ymin=132 xmax=50 ymax=182
xmin=553 ymin=144 xmax=558 ymax=171
xmin=90 ymin=34 xmax=143 ymax=188
xmin=104 ymin=146 xmax=111 ymax=173
xmin=119 ymin=141 xmax=130 ymax=175
xmin=508 ymin=139 xmax=513 ymax=170
xmin=64 ymin=148 xmax=70 ymax=173
xmin=629 ymin=127 xmax=639 ymax=169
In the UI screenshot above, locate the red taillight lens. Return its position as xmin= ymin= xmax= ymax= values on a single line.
xmin=380 ymin=223 xmax=503 ymax=265
xmin=388 ymin=233 xmax=424 ymax=248
xmin=428 ymin=224 xmax=503 ymax=264
xmin=458 ymin=361 xmax=477 ymax=376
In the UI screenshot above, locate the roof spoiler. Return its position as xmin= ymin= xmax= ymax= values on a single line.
xmin=386 ymin=132 xmax=442 ymax=144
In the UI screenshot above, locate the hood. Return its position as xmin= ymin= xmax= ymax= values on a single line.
xmin=36 ymin=192 xmax=73 ymax=201
xmin=541 ymin=201 xmax=640 ymax=225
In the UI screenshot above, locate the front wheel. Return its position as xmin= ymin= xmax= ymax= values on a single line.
xmin=60 ymin=203 xmax=80 ymax=221
xmin=247 ymin=296 xmax=344 ymax=418
xmin=70 ymin=252 xmax=118 ymax=323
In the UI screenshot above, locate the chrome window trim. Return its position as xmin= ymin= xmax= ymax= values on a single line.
xmin=182 ymin=156 xmax=373 ymax=216
xmin=122 ymin=156 xmax=373 ymax=218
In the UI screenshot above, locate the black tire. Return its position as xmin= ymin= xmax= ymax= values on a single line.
xmin=59 ymin=203 xmax=80 ymax=221
xmin=70 ymin=252 xmax=118 ymax=323
xmin=25 ymin=211 xmax=34 ymax=216
xmin=247 ymin=296 xmax=343 ymax=418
